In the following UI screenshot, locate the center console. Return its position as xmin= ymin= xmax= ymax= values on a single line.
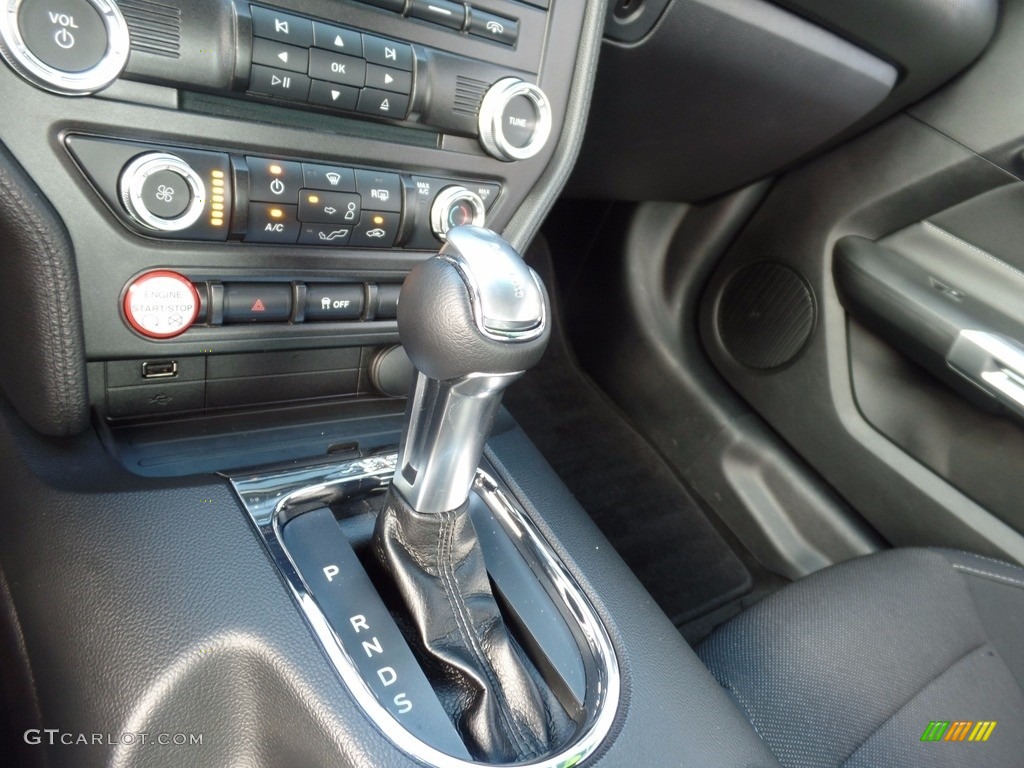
xmin=0 ymin=2 xmax=788 ymax=768
xmin=0 ymin=0 xmax=598 ymax=437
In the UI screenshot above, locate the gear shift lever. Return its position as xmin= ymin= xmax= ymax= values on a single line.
xmin=392 ymin=226 xmax=549 ymax=514
xmin=374 ymin=227 xmax=568 ymax=763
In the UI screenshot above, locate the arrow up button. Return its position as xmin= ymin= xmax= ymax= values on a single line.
xmin=312 ymin=21 xmax=363 ymax=57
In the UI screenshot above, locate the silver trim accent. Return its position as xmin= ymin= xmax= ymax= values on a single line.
xmin=478 ymin=77 xmax=553 ymax=161
xmin=0 ymin=0 xmax=130 ymax=95
xmin=229 ymin=456 xmax=620 ymax=768
xmin=430 ymin=185 xmax=486 ymax=241
xmin=948 ymin=330 xmax=1024 ymax=418
xmin=119 ymin=153 xmax=207 ymax=232
xmin=394 ymin=370 xmax=521 ymax=515
xmin=441 ymin=226 xmax=547 ymax=341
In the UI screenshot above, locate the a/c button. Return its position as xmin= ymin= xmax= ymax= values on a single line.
xmin=246 ymin=203 xmax=300 ymax=243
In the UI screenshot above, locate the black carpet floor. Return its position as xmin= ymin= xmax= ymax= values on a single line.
xmin=503 ymin=244 xmax=755 ymax=627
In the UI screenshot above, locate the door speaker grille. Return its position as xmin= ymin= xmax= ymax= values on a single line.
xmin=717 ymin=262 xmax=815 ymax=370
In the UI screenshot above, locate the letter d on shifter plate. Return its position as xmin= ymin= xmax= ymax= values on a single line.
xmin=280 ymin=508 xmax=469 ymax=758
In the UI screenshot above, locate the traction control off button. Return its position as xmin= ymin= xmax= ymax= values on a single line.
xmin=123 ymin=270 xmax=200 ymax=339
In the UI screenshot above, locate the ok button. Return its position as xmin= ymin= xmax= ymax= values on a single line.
xmin=309 ymin=49 xmax=366 ymax=87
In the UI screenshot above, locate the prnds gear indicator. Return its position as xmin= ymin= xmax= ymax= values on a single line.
xmin=123 ymin=270 xmax=200 ymax=339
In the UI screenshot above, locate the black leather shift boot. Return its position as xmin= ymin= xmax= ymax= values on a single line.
xmin=374 ymin=487 xmax=570 ymax=762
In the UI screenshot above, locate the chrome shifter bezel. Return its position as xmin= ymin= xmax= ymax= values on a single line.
xmin=229 ymin=454 xmax=620 ymax=768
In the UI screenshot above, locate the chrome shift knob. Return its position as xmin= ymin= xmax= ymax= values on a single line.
xmin=392 ymin=226 xmax=550 ymax=514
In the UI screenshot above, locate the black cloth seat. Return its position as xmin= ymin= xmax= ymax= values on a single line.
xmin=697 ymin=548 xmax=1024 ymax=767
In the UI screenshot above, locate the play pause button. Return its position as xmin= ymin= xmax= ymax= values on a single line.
xmin=309 ymin=80 xmax=359 ymax=111
xmin=250 ymin=65 xmax=311 ymax=101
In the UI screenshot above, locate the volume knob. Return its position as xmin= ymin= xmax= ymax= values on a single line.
xmin=477 ymin=78 xmax=552 ymax=162
xmin=119 ymin=153 xmax=207 ymax=232
xmin=0 ymin=0 xmax=130 ymax=95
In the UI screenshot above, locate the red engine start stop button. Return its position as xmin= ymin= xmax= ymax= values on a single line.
xmin=123 ymin=270 xmax=200 ymax=339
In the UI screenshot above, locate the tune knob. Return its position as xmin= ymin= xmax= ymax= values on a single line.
xmin=0 ymin=0 xmax=130 ymax=95
xmin=477 ymin=77 xmax=553 ymax=161
xmin=430 ymin=186 xmax=486 ymax=240
xmin=119 ymin=153 xmax=207 ymax=232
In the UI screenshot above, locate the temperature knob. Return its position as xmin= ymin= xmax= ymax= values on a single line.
xmin=119 ymin=153 xmax=207 ymax=232
xmin=477 ymin=78 xmax=553 ymax=161
xmin=430 ymin=186 xmax=486 ymax=241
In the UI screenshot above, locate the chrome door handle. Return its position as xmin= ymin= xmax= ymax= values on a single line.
xmin=947 ymin=330 xmax=1024 ymax=417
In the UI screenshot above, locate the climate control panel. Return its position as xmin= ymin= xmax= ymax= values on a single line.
xmin=67 ymin=134 xmax=501 ymax=249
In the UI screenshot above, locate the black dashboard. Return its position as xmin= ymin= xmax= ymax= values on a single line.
xmin=0 ymin=0 xmax=601 ymax=449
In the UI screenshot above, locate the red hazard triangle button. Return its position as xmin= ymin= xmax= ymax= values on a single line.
xmin=224 ymin=285 xmax=291 ymax=321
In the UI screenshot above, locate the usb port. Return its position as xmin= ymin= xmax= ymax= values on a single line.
xmin=141 ymin=360 xmax=178 ymax=379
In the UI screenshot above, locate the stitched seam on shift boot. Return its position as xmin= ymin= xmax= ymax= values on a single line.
xmin=446 ymin=509 xmax=540 ymax=758
xmin=436 ymin=508 xmax=531 ymax=757
xmin=839 ymin=642 xmax=988 ymax=767
xmin=953 ymin=563 xmax=1024 ymax=590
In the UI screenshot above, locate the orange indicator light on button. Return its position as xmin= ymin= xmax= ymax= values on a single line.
xmin=373 ymin=216 xmax=385 ymax=225
xmin=269 ymin=164 xmax=283 ymax=175
xmin=269 ymin=208 xmax=284 ymax=219
xmin=308 ymin=194 xmax=320 ymax=204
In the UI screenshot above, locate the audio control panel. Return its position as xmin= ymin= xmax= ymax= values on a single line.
xmin=67 ymin=134 xmax=502 ymax=248
xmin=0 ymin=0 xmax=560 ymax=162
